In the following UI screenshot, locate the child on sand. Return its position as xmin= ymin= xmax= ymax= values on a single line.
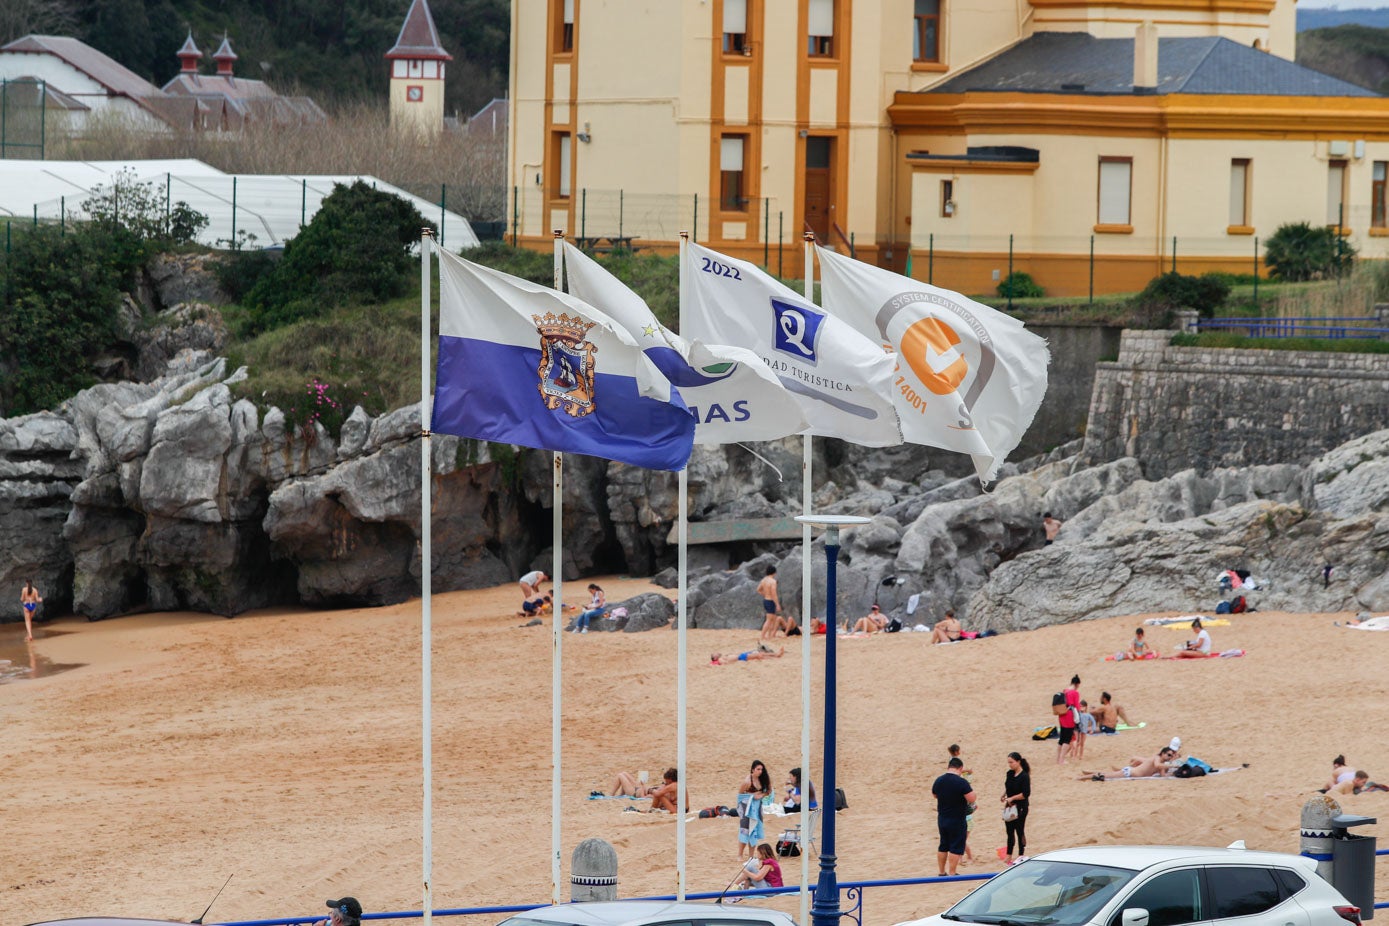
xmin=711 ymin=648 xmax=784 ymax=664
xmin=1123 ymin=627 xmax=1151 ymax=660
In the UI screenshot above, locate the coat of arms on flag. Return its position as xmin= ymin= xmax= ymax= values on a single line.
xmin=534 ymin=312 xmax=597 ymax=417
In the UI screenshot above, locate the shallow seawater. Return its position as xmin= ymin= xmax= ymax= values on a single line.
xmin=0 ymin=626 xmax=84 ymax=682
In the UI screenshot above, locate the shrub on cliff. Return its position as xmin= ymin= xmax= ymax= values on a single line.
xmin=238 ymin=182 xmax=434 ymax=334
xmin=1132 ymin=272 xmax=1231 ymax=325
xmin=1264 ymin=222 xmax=1356 ymax=282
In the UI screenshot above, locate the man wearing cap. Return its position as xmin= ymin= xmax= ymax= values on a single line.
xmin=316 ymin=897 xmax=362 ymax=926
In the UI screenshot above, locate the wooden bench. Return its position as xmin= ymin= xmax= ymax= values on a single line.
xmin=665 ymin=517 xmax=806 ymax=545
xmin=575 ymin=234 xmax=642 ymax=254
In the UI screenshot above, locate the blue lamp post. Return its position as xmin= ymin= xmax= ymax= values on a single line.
xmin=795 ymin=513 xmax=871 ymax=926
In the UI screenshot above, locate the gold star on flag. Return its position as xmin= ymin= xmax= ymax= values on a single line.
xmin=642 ymin=324 xmax=658 ymax=338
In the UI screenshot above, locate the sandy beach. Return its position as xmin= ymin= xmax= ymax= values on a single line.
xmin=3 ymin=576 xmax=1386 ymax=926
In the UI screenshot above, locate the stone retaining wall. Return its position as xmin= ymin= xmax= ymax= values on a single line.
xmin=1080 ymin=330 xmax=1389 ymax=478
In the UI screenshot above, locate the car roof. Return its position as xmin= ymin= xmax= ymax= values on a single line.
xmin=1033 ymin=845 xmax=1318 ymax=872
xmin=503 ymin=901 xmax=794 ymax=926
xmin=25 ymin=920 xmax=187 ymax=926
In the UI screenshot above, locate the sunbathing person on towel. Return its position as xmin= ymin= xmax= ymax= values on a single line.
xmin=1078 ymin=746 xmax=1179 ymax=780
xmin=711 ymin=649 xmax=784 ymax=664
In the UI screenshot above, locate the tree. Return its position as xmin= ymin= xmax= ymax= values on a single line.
xmin=1264 ymin=222 xmax=1356 ymax=282
xmin=0 ymin=0 xmax=77 ymax=45
xmin=243 ymin=181 xmax=433 ymax=332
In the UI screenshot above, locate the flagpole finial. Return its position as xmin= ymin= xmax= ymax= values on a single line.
xmin=679 ymin=230 xmax=689 ymax=241
xmin=803 ymin=232 xmax=815 ymax=243
xmin=552 ymin=229 xmax=565 ymax=239
xmin=421 ymin=227 xmax=433 ymax=239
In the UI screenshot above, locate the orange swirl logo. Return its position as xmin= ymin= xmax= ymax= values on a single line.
xmin=901 ymin=316 xmax=967 ymax=396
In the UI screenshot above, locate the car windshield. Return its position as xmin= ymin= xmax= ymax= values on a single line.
xmin=944 ymin=860 xmax=1136 ymax=926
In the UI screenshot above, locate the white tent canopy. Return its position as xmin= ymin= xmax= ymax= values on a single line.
xmin=0 ymin=158 xmax=480 ymax=250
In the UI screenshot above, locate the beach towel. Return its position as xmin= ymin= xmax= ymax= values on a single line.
xmin=1089 ymin=766 xmax=1245 ymax=782
xmin=1031 ymin=725 xmax=1059 ymax=740
xmin=1115 ymin=722 xmax=1147 ymax=731
xmin=1340 ymin=616 xmax=1389 ymax=631
xmin=1145 ymin=616 xmax=1229 ymax=629
xmin=1105 ymin=651 xmax=1158 ymax=661
xmin=1162 ymin=649 xmax=1245 ymax=660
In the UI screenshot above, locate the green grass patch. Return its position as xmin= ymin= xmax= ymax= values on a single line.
xmin=1170 ymin=332 xmax=1389 ymax=353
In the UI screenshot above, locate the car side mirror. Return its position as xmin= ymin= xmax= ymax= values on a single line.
xmin=1121 ymin=909 xmax=1150 ymax=926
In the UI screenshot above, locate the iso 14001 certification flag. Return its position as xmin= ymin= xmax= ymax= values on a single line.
xmin=815 ymin=245 xmax=1050 ymax=483
xmin=432 ymin=248 xmax=695 ymax=471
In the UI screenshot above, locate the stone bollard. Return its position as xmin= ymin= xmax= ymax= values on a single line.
xmin=1300 ymin=794 xmax=1341 ymax=883
xmin=571 ymin=837 xmax=619 ymax=902
xmin=1174 ymin=309 xmax=1200 ymax=335
xmin=1376 ymin=303 xmax=1389 ymax=340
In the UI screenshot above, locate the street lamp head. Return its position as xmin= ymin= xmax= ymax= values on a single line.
xmin=794 ymin=514 xmax=873 ymax=528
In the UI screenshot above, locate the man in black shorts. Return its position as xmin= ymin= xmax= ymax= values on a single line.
xmin=931 ymin=757 xmax=977 ymax=876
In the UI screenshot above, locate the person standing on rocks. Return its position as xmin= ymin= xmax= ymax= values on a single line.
xmin=1042 ymin=512 xmax=1063 ymax=545
xmin=21 ymin=580 xmax=42 ymax=642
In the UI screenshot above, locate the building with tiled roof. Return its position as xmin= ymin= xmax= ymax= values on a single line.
xmin=160 ymin=34 xmax=326 ymax=131
xmin=507 ymin=0 xmax=1389 ymax=295
xmin=386 ymin=0 xmax=452 ymax=136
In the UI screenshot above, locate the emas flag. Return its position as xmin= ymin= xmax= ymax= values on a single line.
xmin=815 ymin=245 xmax=1050 ymax=483
xmin=433 ymin=248 xmax=695 ymax=472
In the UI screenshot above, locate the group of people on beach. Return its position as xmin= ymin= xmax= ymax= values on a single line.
xmin=1320 ymin=754 xmax=1387 ymax=795
xmin=931 ymin=744 xmax=1033 ymax=876
xmin=1052 ymin=675 xmax=1134 ymax=765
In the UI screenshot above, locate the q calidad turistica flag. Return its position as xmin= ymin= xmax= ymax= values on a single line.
xmin=815 ymin=245 xmax=1050 ymax=483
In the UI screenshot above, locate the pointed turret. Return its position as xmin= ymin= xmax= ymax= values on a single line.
xmin=386 ymin=0 xmax=451 ymax=137
xmin=213 ymin=36 xmax=238 ymax=77
xmin=176 ymin=33 xmax=202 ymax=74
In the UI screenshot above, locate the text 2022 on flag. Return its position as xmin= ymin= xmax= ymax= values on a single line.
xmin=432 ymin=248 xmax=695 ymax=471
xmin=682 ymin=242 xmax=902 ymax=447
xmin=562 ymin=243 xmax=807 ymax=445
xmin=815 ymin=246 xmax=1050 ymax=483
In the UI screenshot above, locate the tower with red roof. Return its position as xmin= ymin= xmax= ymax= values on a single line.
xmin=385 ymin=0 xmax=451 ymax=136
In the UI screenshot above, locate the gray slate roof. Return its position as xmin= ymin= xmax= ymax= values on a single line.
xmin=925 ymin=32 xmax=1379 ymax=97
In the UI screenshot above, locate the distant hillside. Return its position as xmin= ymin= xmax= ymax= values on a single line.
xmin=1298 ymin=8 xmax=1389 ymax=31
xmin=1297 ymin=24 xmax=1389 ymax=95
xmin=1 ymin=0 xmax=510 ymax=118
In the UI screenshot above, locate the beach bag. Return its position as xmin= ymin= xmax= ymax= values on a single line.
xmin=1230 ymin=596 xmax=1247 ymax=614
xmin=1051 ymin=692 xmax=1068 ymax=716
xmin=1032 ymin=725 xmax=1057 ymax=741
xmin=1173 ymin=763 xmax=1207 ymax=778
xmin=886 ymin=618 xmax=903 ymax=633
xmin=1002 ymin=804 xmax=1019 ymax=822
xmin=834 ymin=787 xmax=848 ymax=810
xmin=1215 ymin=600 xmax=1231 ymax=615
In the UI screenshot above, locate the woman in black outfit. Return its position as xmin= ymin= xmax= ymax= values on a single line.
xmin=1002 ymin=751 xmax=1031 ymax=864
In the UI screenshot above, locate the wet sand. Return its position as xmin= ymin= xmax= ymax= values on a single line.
xmin=2 ymin=578 xmax=1387 ymax=926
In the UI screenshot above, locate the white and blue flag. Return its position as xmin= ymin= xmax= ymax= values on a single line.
xmin=433 ymin=248 xmax=695 ymax=471
xmin=682 ymin=242 xmax=902 ymax=447
xmin=562 ymin=243 xmax=807 ymax=445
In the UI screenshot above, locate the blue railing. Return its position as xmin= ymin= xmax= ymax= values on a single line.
xmin=1197 ymin=317 xmax=1389 ymax=339
xmin=214 ymin=852 xmax=1389 ymax=926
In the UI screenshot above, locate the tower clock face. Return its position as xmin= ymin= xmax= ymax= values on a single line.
xmin=406 ymin=85 xmax=423 ymax=102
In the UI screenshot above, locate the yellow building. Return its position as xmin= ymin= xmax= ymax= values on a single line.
xmin=387 ymin=0 xmax=451 ymax=137
xmin=507 ymin=0 xmax=1389 ymax=294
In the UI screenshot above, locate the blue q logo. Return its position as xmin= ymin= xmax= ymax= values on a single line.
xmin=771 ymin=298 xmax=824 ymax=366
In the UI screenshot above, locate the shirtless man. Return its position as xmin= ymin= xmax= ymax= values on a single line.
xmin=850 ymin=605 xmax=888 ymax=633
xmin=1079 ymin=746 xmax=1178 ymax=780
xmin=757 ymin=567 xmax=782 ymax=640
xmin=1330 ymin=770 xmax=1370 ymax=796
xmin=1042 ymin=512 xmax=1063 ymax=545
xmin=711 ymin=648 xmax=785 ymax=664
xmin=931 ymin=609 xmax=962 ymax=644
xmin=1093 ymin=692 xmax=1132 ymax=734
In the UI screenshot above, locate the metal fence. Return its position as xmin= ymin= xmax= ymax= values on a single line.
xmin=0 ymin=79 xmax=47 ymax=160
xmin=1196 ymin=316 xmax=1389 ymax=339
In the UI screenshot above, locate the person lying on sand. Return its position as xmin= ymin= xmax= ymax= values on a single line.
xmin=711 ymin=648 xmax=784 ymax=664
xmin=1329 ymin=770 xmax=1370 ymax=796
xmin=1078 ymin=746 xmax=1178 ymax=780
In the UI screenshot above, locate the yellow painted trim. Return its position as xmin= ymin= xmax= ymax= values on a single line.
xmin=1027 ymin=0 xmax=1273 ymax=12
xmin=1369 ymin=227 xmax=1389 ymax=237
xmin=912 ymin=62 xmax=950 ymax=73
xmin=889 ymin=91 xmax=1389 ymax=140
xmin=910 ymin=158 xmax=1040 ymax=173
xmin=1034 ymin=15 xmax=1266 ymax=25
xmin=1226 ymin=225 xmax=1255 ymax=235
xmin=1094 ymin=223 xmax=1134 ymax=234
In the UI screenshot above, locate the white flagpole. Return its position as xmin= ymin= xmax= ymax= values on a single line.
xmin=419 ymin=228 xmax=434 ymax=926
xmin=551 ymin=229 xmax=567 ymax=906
xmin=799 ymin=233 xmax=815 ymax=926
xmin=676 ymin=231 xmax=691 ymax=901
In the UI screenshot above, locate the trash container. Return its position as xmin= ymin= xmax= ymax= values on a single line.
xmin=1331 ymin=813 xmax=1377 ymax=920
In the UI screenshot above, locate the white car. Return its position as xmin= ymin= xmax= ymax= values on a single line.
xmin=497 ymin=901 xmax=798 ymax=926
xmin=894 ymin=846 xmax=1362 ymax=926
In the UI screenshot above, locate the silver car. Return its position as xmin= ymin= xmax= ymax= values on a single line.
xmin=894 ymin=846 xmax=1362 ymax=926
xmin=497 ymin=901 xmax=798 ymax=926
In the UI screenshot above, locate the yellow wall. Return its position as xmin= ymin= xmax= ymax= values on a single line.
xmin=389 ymin=78 xmax=444 ymax=135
